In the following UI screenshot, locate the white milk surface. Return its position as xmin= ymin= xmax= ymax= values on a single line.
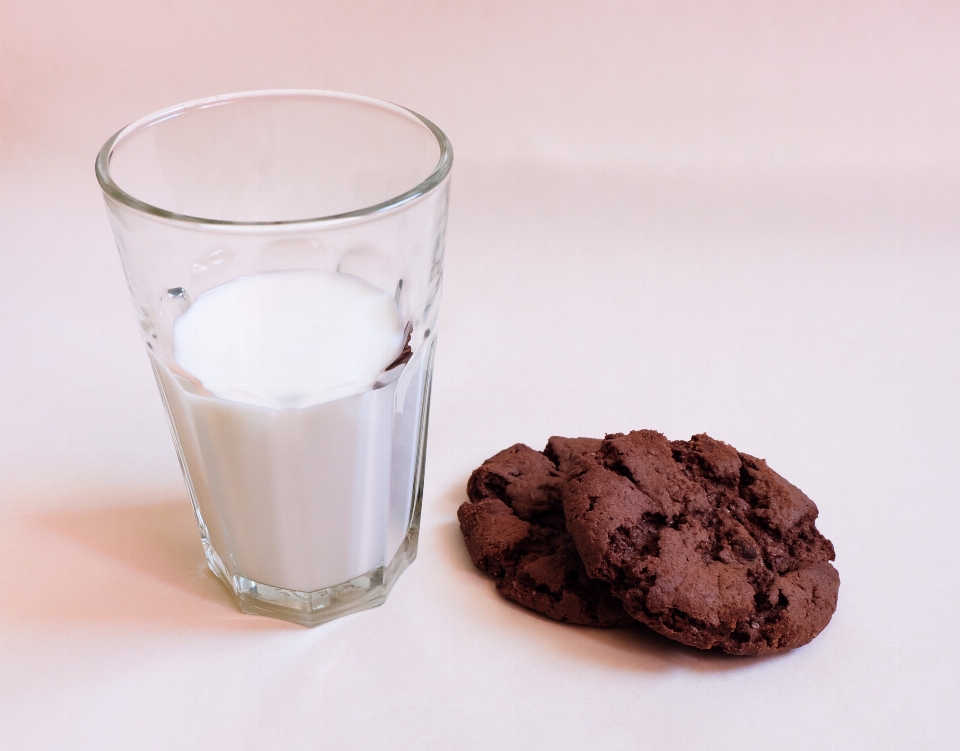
xmin=155 ymin=270 xmax=422 ymax=593
xmin=173 ymin=270 xmax=406 ymax=408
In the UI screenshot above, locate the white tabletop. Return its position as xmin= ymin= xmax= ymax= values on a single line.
xmin=2 ymin=2 xmax=959 ymax=749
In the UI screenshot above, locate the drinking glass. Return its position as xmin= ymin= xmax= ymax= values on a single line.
xmin=96 ymin=90 xmax=452 ymax=626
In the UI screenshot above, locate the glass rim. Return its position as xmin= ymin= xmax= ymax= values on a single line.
xmin=95 ymin=89 xmax=454 ymax=228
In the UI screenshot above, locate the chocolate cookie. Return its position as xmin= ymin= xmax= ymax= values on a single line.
xmin=562 ymin=430 xmax=840 ymax=655
xmin=459 ymin=440 xmax=633 ymax=627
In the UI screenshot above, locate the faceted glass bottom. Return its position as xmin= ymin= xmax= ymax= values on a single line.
xmin=201 ymin=511 xmax=421 ymax=627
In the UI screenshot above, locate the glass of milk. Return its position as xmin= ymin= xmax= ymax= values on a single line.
xmin=96 ymin=91 xmax=452 ymax=626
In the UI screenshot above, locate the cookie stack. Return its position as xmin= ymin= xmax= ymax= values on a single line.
xmin=458 ymin=431 xmax=840 ymax=656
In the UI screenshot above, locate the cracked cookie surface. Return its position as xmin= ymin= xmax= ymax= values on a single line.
xmin=561 ymin=430 xmax=840 ymax=655
xmin=459 ymin=440 xmax=633 ymax=627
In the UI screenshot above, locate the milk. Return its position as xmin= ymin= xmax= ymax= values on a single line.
xmin=173 ymin=270 xmax=406 ymax=408
xmin=152 ymin=270 xmax=427 ymax=593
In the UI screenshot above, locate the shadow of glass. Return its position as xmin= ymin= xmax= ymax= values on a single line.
xmin=16 ymin=495 xmax=296 ymax=632
xmin=437 ymin=480 xmax=778 ymax=674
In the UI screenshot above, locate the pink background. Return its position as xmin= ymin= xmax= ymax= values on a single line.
xmin=2 ymin=2 xmax=959 ymax=749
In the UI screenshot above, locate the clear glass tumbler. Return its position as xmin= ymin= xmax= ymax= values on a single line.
xmin=96 ymin=90 xmax=452 ymax=626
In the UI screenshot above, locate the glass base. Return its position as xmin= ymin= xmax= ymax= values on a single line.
xmin=202 ymin=522 xmax=421 ymax=627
